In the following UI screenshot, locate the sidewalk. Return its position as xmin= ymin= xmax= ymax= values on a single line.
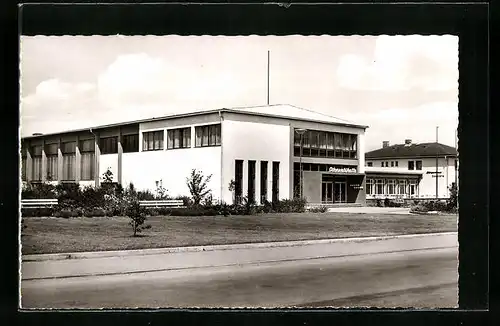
xmin=327 ymin=207 xmax=412 ymax=214
xmin=21 ymin=232 xmax=458 ymax=281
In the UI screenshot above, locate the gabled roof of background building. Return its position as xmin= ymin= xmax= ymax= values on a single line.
xmin=365 ymin=142 xmax=458 ymax=159
xmin=22 ymin=104 xmax=367 ymax=140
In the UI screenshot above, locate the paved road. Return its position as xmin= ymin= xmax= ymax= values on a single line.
xmin=21 ymin=247 xmax=458 ymax=309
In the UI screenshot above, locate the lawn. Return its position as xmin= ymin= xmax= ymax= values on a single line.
xmin=21 ymin=212 xmax=458 ymax=255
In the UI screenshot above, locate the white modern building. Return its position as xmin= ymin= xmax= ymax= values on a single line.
xmin=365 ymin=139 xmax=458 ymax=200
xmin=21 ymin=104 xmax=369 ymax=205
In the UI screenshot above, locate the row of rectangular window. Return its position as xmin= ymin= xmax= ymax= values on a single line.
xmin=366 ymin=179 xmax=418 ymax=196
xmin=142 ymin=124 xmax=221 ymax=152
xmin=23 ymin=153 xmax=95 ymax=182
xmin=293 ymin=129 xmax=358 ymax=160
xmin=366 ymin=160 xmax=422 ymax=170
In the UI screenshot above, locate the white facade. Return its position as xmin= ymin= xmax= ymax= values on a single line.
xmin=21 ymin=105 xmax=369 ymax=204
xmin=366 ymin=156 xmax=458 ymax=198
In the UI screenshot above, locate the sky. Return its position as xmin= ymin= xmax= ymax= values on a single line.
xmin=20 ymin=35 xmax=458 ymax=151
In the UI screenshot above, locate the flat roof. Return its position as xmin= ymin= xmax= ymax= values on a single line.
xmin=21 ymin=104 xmax=368 ymax=140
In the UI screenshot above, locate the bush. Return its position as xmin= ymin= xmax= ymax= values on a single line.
xmin=21 ymin=207 xmax=54 ymax=217
xmin=54 ymin=208 xmax=79 ymax=218
xmin=137 ymin=190 xmax=156 ymax=201
xmin=376 ymin=199 xmax=383 ymax=207
xmin=308 ymin=206 xmax=328 ymax=213
xmin=447 ymin=183 xmax=458 ymax=210
xmin=186 ymin=169 xmax=213 ymax=206
xmin=21 ymin=182 xmax=57 ymax=199
xmin=273 ymin=198 xmax=307 ymax=213
xmin=410 ymin=204 xmax=429 ymax=214
xmin=55 ymin=183 xmax=82 ymax=202
xmin=168 ymin=207 xmax=218 ymax=217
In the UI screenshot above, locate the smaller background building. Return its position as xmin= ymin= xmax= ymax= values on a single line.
xmin=365 ymin=139 xmax=458 ymax=202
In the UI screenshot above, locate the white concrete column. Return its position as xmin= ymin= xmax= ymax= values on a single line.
xmin=118 ymin=129 xmax=123 ymax=186
xmin=267 ymin=161 xmax=273 ymax=202
xmin=75 ymin=135 xmax=81 ymax=182
xmin=41 ymin=139 xmax=47 ymax=182
xmin=242 ymin=160 xmax=248 ymax=200
xmin=94 ymin=132 xmax=100 ymax=187
xmin=57 ymin=138 xmax=63 ymax=182
xmin=26 ymin=143 xmax=32 ymax=182
xmin=191 ymin=126 xmax=196 ymax=148
xmin=255 ymin=161 xmax=261 ymax=204
xmin=357 ymin=133 xmax=365 ymax=174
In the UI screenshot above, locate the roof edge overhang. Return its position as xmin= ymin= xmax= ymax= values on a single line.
xmin=223 ymin=109 xmax=369 ymax=130
xmin=22 ymin=107 xmax=368 ymax=140
xmin=365 ymin=154 xmax=458 ymax=160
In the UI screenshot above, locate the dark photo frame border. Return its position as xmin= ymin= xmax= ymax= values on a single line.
xmin=3 ymin=1 xmax=490 ymax=326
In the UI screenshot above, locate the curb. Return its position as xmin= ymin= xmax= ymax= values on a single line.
xmin=23 ymin=232 xmax=458 ymax=262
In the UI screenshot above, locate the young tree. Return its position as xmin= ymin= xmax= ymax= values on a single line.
xmin=124 ymin=197 xmax=151 ymax=237
xmin=228 ymin=179 xmax=236 ymax=204
xmin=102 ymin=167 xmax=114 ymax=183
xmin=186 ymin=169 xmax=213 ymax=206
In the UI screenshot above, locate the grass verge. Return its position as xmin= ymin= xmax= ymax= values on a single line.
xmin=21 ymin=212 xmax=457 ymax=255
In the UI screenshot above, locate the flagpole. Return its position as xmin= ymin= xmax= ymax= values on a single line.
xmin=267 ymin=50 xmax=270 ymax=106
xmin=435 ymin=126 xmax=439 ymax=199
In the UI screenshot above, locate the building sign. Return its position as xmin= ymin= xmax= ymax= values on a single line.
xmin=328 ymin=167 xmax=357 ymax=174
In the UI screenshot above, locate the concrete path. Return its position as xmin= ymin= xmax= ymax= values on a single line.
xmin=327 ymin=206 xmax=413 ymax=214
xmin=21 ymin=232 xmax=457 ymax=280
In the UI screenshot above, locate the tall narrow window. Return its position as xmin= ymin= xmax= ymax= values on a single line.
xmin=61 ymin=141 xmax=76 ymax=180
xmin=387 ymin=179 xmax=396 ymax=195
xmin=100 ymin=137 xmax=118 ymax=154
xmin=167 ymin=127 xmax=191 ymax=149
xmin=260 ymin=161 xmax=268 ymax=203
xmin=143 ymin=130 xmax=164 ymax=151
xmin=123 ymin=134 xmax=139 ymax=153
xmin=21 ymin=146 xmax=27 ymax=181
xmin=272 ymin=161 xmax=280 ymax=203
xmin=248 ymin=160 xmax=256 ymax=204
xmin=31 ymin=145 xmax=42 ymax=181
xmin=375 ymin=179 xmax=384 ymax=195
xmin=234 ymin=160 xmax=243 ymax=204
xmin=80 ymin=139 xmax=95 ymax=181
xmin=366 ymin=179 xmax=374 ymax=195
xmin=398 ymin=180 xmax=407 ymax=196
xmin=45 ymin=143 xmax=58 ymax=181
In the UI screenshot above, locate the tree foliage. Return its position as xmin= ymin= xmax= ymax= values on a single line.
xmin=186 ymin=169 xmax=213 ymax=206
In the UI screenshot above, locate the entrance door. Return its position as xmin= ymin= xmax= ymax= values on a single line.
xmin=334 ymin=182 xmax=347 ymax=203
xmin=321 ymin=182 xmax=334 ymax=203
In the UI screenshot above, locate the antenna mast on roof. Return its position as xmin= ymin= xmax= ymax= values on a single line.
xmin=267 ymin=50 xmax=270 ymax=106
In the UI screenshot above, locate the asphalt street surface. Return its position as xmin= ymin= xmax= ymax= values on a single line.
xmin=21 ymin=247 xmax=458 ymax=309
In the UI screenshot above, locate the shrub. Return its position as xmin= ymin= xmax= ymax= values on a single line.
xmin=273 ymin=198 xmax=306 ymax=213
xmin=173 ymin=195 xmax=192 ymax=207
xmin=55 ymin=182 xmax=82 ymax=201
xmin=54 ymin=208 xmax=79 ymax=218
xmin=384 ymin=197 xmax=391 ymax=207
xmin=21 ymin=207 xmax=54 ymax=217
xmin=21 ymin=182 xmax=57 ymax=199
xmin=145 ymin=208 xmax=160 ymax=216
xmin=447 ymin=183 xmax=458 ymax=211
xmin=410 ymin=203 xmax=429 ymax=214
xmin=137 ymin=190 xmax=156 ymax=201
xmin=376 ymin=199 xmax=383 ymax=207
xmin=309 ymin=206 xmax=328 ymax=213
